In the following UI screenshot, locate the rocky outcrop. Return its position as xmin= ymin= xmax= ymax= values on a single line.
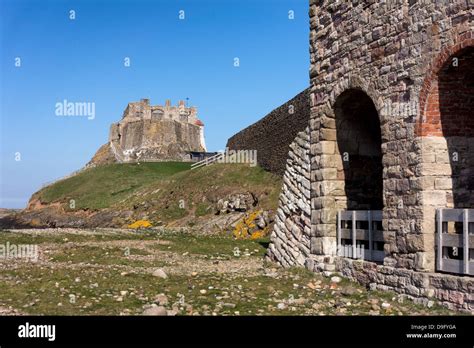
xmin=233 ymin=210 xmax=274 ymax=239
xmin=88 ymin=143 xmax=116 ymax=166
xmin=216 ymin=192 xmax=258 ymax=214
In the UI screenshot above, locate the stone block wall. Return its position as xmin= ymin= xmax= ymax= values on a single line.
xmin=267 ymin=0 xmax=473 ymax=311
xmin=305 ymin=257 xmax=473 ymax=311
xmin=268 ymin=127 xmax=312 ymax=266
xmin=306 ymin=0 xmax=473 ymax=272
xmin=112 ymin=118 xmax=204 ymax=162
xmin=227 ymin=89 xmax=310 ymax=176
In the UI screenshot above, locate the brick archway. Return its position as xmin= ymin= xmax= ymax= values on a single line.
xmin=417 ymin=33 xmax=474 ymax=136
xmin=328 ymin=75 xmax=386 ymax=123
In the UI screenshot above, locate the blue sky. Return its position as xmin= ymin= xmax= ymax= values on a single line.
xmin=0 ymin=0 xmax=309 ymax=208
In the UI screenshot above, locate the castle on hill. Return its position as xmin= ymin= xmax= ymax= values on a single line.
xmin=88 ymin=98 xmax=208 ymax=166
xmin=123 ymin=98 xmax=202 ymax=127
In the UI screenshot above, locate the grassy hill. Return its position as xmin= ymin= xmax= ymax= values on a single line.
xmin=29 ymin=162 xmax=282 ymax=227
xmin=39 ymin=162 xmax=191 ymax=210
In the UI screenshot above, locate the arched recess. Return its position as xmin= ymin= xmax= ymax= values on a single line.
xmin=419 ymin=44 xmax=474 ymax=209
xmin=418 ymin=34 xmax=474 ymax=134
xmin=333 ymin=89 xmax=384 ymax=210
xmin=440 ymin=46 xmax=474 ymax=208
xmin=310 ymin=86 xmax=385 ymax=258
xmin=416 ymin=39 xmax=474 ymax=272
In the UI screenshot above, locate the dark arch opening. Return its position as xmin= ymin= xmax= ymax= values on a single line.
xmin=438 ymin=46 xmax=474 ymax=208
xmin=334 ymin=89 xmax=383 ymax=210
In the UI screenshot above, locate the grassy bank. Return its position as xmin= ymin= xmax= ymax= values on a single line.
xmin=39 ymin=162 xmax=191 ymax=210
xmin=33 ymin=162 xmax=282 ymax=225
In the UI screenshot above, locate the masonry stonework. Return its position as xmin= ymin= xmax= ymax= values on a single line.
xmin=268 ymin=0 xmax=473 ymax=311
xmin=227 ymin=89 xmax=310 ymax=176
xmin=89 ymin=99 xmax=206 ymax=166
xmin=268 ymin=127 xmax=312 ymax=267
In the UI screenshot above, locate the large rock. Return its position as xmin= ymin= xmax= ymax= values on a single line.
xmin=142 ymin=306 xmax=168 ymax=316
xmin=152 ymin=269 xmax=168 ymax=279
xmin=216 ymin=192 xmax=258 ymax=214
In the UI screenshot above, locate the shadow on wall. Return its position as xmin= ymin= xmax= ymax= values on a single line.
xmin=439 ymin=47 xmax=474 ymax=208
xmin=334 ymin=89 xmax=383 ymax=210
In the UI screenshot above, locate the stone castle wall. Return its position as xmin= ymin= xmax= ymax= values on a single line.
xmin=227 ymin=89 xmax=310 ymax=176
xmin=89 ymin=98 xmax=206 ymax=166
xmin=109 ymin=119 xmax=204 ymax=162
xmin=122 ymin=98 xmax=198 ymax=124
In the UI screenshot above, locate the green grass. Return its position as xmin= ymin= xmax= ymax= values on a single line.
xmin=0 ymin=266 xmax=165 ymax=315
xmin=0 ymin=230 xmax=164 ymax=245
xmin=195 ymin=203 xmax=212 ymax=217
xmin=126 ymin=163 xmax=282 ymax=219
xmin=0 ymin=229 xmax=455 ymax=316
xmin=151 ymin=231 xmax=269 ymax=258
xmin=39 ymin=162 xmax=191 ymax=210
xmin=158 ymin=205 xmax=189 ymax=221
xmin=33 ymin=162 xmax=282 ymax=224
xmin=0 ymin=262 xmax=452 ymax=316
xmin=49 ymin=245 xmax=160 ymax=267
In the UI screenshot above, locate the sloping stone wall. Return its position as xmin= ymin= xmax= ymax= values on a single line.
xmin=226 ymin=89 xmax=310 ymax=176
xmin=268 ymin=127 xmax=312 ymax=266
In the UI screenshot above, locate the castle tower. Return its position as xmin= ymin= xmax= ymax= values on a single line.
xmin=164 ymin=99 xmax=172 ymax=119
xmin=178 ymin=100 xmax=188 ymax=123
xmin=188 ymin=107 xmax=197 ymax=123
xmin=141 ymin=99 xmax=151 ymax=120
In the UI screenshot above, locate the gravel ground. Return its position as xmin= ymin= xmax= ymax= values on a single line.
xmin=0 ymin=228 xmax=457 ymax=316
